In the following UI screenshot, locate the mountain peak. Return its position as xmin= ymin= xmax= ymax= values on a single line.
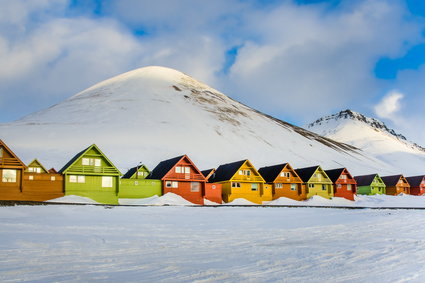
xmin=307 ymin=109 xmax=406 ymax=140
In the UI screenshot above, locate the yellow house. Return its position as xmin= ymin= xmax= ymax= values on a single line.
xmin=295 ymin=165 xmax=334 ymax=199
xmin=209 ymin=160 xmax=270 ymax=204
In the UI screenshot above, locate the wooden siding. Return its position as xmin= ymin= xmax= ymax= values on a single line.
xmin=333 ymin=169 xmax=357 ymax=201
xmin=305 ymin=167 xmax=333 ymax=199
xmin=119 ymin=179 xmax=162 ymax=199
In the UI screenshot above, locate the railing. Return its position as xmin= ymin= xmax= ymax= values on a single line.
xmin=165 ymin=173 xmax=205 ymax=180
xmin=0 ymin=158 xmax=23 ymax=167
xmin=67 ymin=166 xmax=119 ymax=174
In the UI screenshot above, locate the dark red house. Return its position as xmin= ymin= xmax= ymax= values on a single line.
xmin=147 ymin=155 xmax=222 ymax=205
xmin=406 ymin=176 xmax=425 ymax=196
xmin=325 ymin=168 xmax=357 ymax=201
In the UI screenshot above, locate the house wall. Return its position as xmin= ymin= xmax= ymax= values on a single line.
xmin=64 ymin=175 xmax=119 ymax=204
xmin=119 ymin=179 xmax=162 ymax=199
xmin=272 ymin=183 xmax=306 ymax=201
xmin=162 ymin=180 xmax=204 ymax=205
xmin=0 ymin=169 xmax=24 ymax=200
xmin=22 ymin=173 xmax=64 ymax=201
xmin=221 ymin=181 xmax=263 ymax=204
xmin=306 ymin=183 xmax=333 ymax=199
xmin=204 ymin=183 xmax=222 ymax=204
xmin=410 ymin=181 xmax=425 ymax=195
xmin=333 ymin=172 xmax=357 ymax=201
xmin=385 ymin=184 xmax=410 ymax=196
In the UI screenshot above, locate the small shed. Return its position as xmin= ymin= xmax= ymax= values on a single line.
xmin=119 ymin=164 xmax=162 ymax=199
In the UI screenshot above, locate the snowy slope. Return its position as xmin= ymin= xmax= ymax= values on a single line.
xmin=0 ymin=66 xmax=392 ymax=175
xmin=307 ymin=110 xmax=425 ymax=175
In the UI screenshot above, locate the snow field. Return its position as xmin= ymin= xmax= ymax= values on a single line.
xmin=1 ymin=205 xmax=425 ymax=282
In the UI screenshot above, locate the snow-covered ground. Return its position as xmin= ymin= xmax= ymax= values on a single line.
xmin=1 ymin=205 xmax=425 ymax=282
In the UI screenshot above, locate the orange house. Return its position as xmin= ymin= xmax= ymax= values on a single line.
xmin=22 ymin=159 xmax=64 ymax=201
xmin=258 ymin=163 xmax=306 ymax=201
xmin=406 ymin=176 xmax=425 ymax=195
xmin=147 ymin=155 xmax=222 ymax=205
xmin=0 ymin=140 xmax=26 ymax=200
xmin=381 ymin=175 xmax=410 ymax=195
xmin=325 ymin=168 xmax=357 ymax=201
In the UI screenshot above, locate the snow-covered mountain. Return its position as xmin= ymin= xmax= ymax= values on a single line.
xmin=0 ymin=67 xmax=395 ymax=175
xmin=307 ymin=109 xmax=425 ymax=175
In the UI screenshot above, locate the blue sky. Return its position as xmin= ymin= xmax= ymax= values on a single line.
xmin=1 ymin=0 xmax=425 ymax=143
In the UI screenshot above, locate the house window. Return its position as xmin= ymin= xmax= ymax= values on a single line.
xmin=251 ymin=183 xmax=258 ymax=191
xmin=337 ymin=184 xmax=342 ymax=189
xmin=340 ymin=175 xmax=347 ymax=180
xmin=2 ymin=169 xmax=17 ymax=183
xmin=166 ymin=181 xmax=172 ymax=188
xmin=275 ymin=183 xmax=283 ymax=189
xmin=239 ymin=170 xmax=243 ymax=175
xmin=82 ymin=158 xmax=90 ymax=166
xmin=134 ymin=181 xmax=138 ymax=185
xmin=94 ymin=159 xmax=101 ymax=167
xmin=191 ymin=182 xmax=200 ymax=192
xmin=280 ymin=172 xmax=290 ymax=177
xmin=322 ymin=185 xmax=327 ymax=191
xmin=290 ymin=184 xmax=297 ymax=191
xmin=172 ymin=181 xmax=178 ymax=188
xmin=245 ymin=170 xmax=251 ymax=176
xmin=0 ymin=147 xmax=3 ymax=157
xmin=82 ymin=158 xmax=101 ymax=166
xmin=347 ymin=184 xmax=352 ymax=191
xmin=185 ymin=167 xmax=190 ymax=174
xmin=29 ymin=175 xmax=34 ymax=180
xmin=231 ymin=182 xmax=241 ymax=188
xmin=308 ymin=183 xmax=314 ymax=188
xmin=50 ymin=176 xmax=56 ymax=181
xmin=102 ymin=176 xmax=113 ymax=188
xmin=69 ymin=175 xmax=77 ymax=183
xmin=77 ymin=176 xmax=85 ymax=183
xmin=175 ymin=166 xmax=182 ymax=173
xmin=137 ymin=172 xmax=146 ymax=177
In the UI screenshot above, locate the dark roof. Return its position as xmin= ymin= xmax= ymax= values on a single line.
xmin=381 ymin=175 xmax=403 ymax=186
xmin=122 ymin=166 xmax=138 ymax=179
xmin=58 ymin=146 xmax=89 ymax=173
xmin=354 ymin=174 xmax=377 ymax=186
xmin=325 ymin=168 xmax=345 ymax=183
xmin=258 ymin=163 xmax=288 ymax=183
xmin=48 ymin=168 xmax=58 ymax=174
xmin=209 ymin=160 xmax=246 ymax=183
xmin=295 ymin=166 xmax=319 ymax=182
xmin=406 ymin=176 xmax=424 ymax=187
xmin=201 ymin=169 xmax=214 ymax=178
xmin=146 ymin=155 xmax=184 ymax=180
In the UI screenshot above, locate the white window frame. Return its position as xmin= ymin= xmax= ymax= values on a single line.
xmin=308 ymin=183 xmax=314 ymax=188
xmin=94 ymin=159 xmax=101 ymax=167
xmin=347 ymin=184 xmax=352 ymax=191
xmin=69 ymin=175 xmax=77 ymax=183
xmin=50 ymin=176 xmax=56 ymax=181
xmin=2 ymin=170 xmax=17 ymax=183
xmin=29 ymin=175 xmax=34 ymax=181
xmin=322 ymin=184 xmax=327 ymax=191
xmin=172 ymin=181 xmax=178 ymax=188
xmin=337 ymin=184 xmax=342 ymax=189
xmin=184 ymin=167 xmax=190 ymax=174
xmin=191 ymin=182 xmax=200 ymax=192
xmin=82 ymin=158 xmax=90 ymax=166
xmin=239 ymin=170 xmax=243 ymax=175
xmin=290 ymin=184 xmax=297 ymax=191
xmin=275 ymin=183 xmax=283 ymax=189
xmin=340 ymin=175 xmax=347 ymax=180
xmin=165 ymin=181 xmax=172 ymax=188
xmin=175 ymin=166 xmax=182 ymax=173
xmin=77 ymin=175 xmax=85 ymax=183
xmin=251 ymin=183 xmax=258 ymax=191
xmin=232 ymin=182 xmax=241 ymax=188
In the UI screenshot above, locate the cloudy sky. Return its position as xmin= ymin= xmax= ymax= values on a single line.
xmin=1 ymin=0 xmax=425 ymax=143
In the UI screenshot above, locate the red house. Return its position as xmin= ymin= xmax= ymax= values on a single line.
xmin=325 ymin=168 xmax=357 ymax=201
xmin=147 ymin=155 xmax=222 ymax=205
xmin=406 ymin=176 xmax=425 ymax=195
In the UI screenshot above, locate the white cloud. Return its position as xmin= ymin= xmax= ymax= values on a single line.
xmin=374 ymin=90 xmax=404 ymax=120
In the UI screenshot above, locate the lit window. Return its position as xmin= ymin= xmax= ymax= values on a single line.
xmin=36 ymin=168 xmax=41 ymax=173
xmin=102 ymin=176 xmax=113 ymax=187
xmin=172 ymin=181 xmax=178 ymax=188
xmin=276 ymin=183 xmax=283 ymax=188
xmin=69 ymin=175 xmax=77 ymax=183
xmin=175 ymin=166 xmax=181 ymax=173
xmin=77 ymin=176 xmax=85 ymax=183
xmin=185 ymin=167 xmax=190 ymax=174
xmin=251 ymin=183 xmax=258 ymax=191
xmin=50 ymin=176 xmax=56 ymax=181
xmin=94 ymin=159 xmax=101 ymax=167
xmin=28 ymin=167 xmax=34 ymax=172
xmin=191 ymin=182 xmax=200 ymax=192
xmin=29 ymin=175 xmax=34 ymax=180
xmin=239 ymin=170 xmax=243 ymax=175
xmin=82 ymin=158 xmax=90 ymax=165
xmin=290 ymin=184 xmax=297 ymax=191
xmin=341 ymin=175 xmax=347 ymax=180
xmin=2 ymin=170 xmax=17 ymax=183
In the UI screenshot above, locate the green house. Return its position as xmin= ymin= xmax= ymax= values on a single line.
xmin=354 ymin=174 xmax=386 ymax=195
xmin=119 ymin=164 xmax=162 ymax=199
xmin=26 ymin=159 xmax=49 ymax=173
xmin=59 ymin=144 xmax=121 ymax=204
xmin=295 ymin=165 xmax=334 ymax=199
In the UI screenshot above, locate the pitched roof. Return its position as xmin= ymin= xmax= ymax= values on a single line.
xmin=258 ymin=163 xmax=288 ymax=183
xmin=58 ymin=146 xmax=90 ymax=174
xmin=0 ymin=139 xmax=26 ymax=167
xmin=123 ymin=166 xmax=138 ymax=179
xmin=325 ymin=168 xmax=345 ymax=183
xmin=381 ymin=175 xmax=403 ymax=186
xmin=146 ymin=155 xmax=184 ymax=180
xmin=201 ymin=169 xmax=215 ymax=179
xmin=27 ymin=159 xmax=49 ymax=173
xmin=354 ymin=174 xmax=377 ymax=186
xmin=295 ymin=166 xmax=319 ymax=182
xmin=209 ymin=160 xmax=246 ymax=183
xmin=406 ymin=175 xmax=424 ymax=187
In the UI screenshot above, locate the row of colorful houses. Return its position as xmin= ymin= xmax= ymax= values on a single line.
xmin=1 ymin=139 xmax=424 ymax=205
